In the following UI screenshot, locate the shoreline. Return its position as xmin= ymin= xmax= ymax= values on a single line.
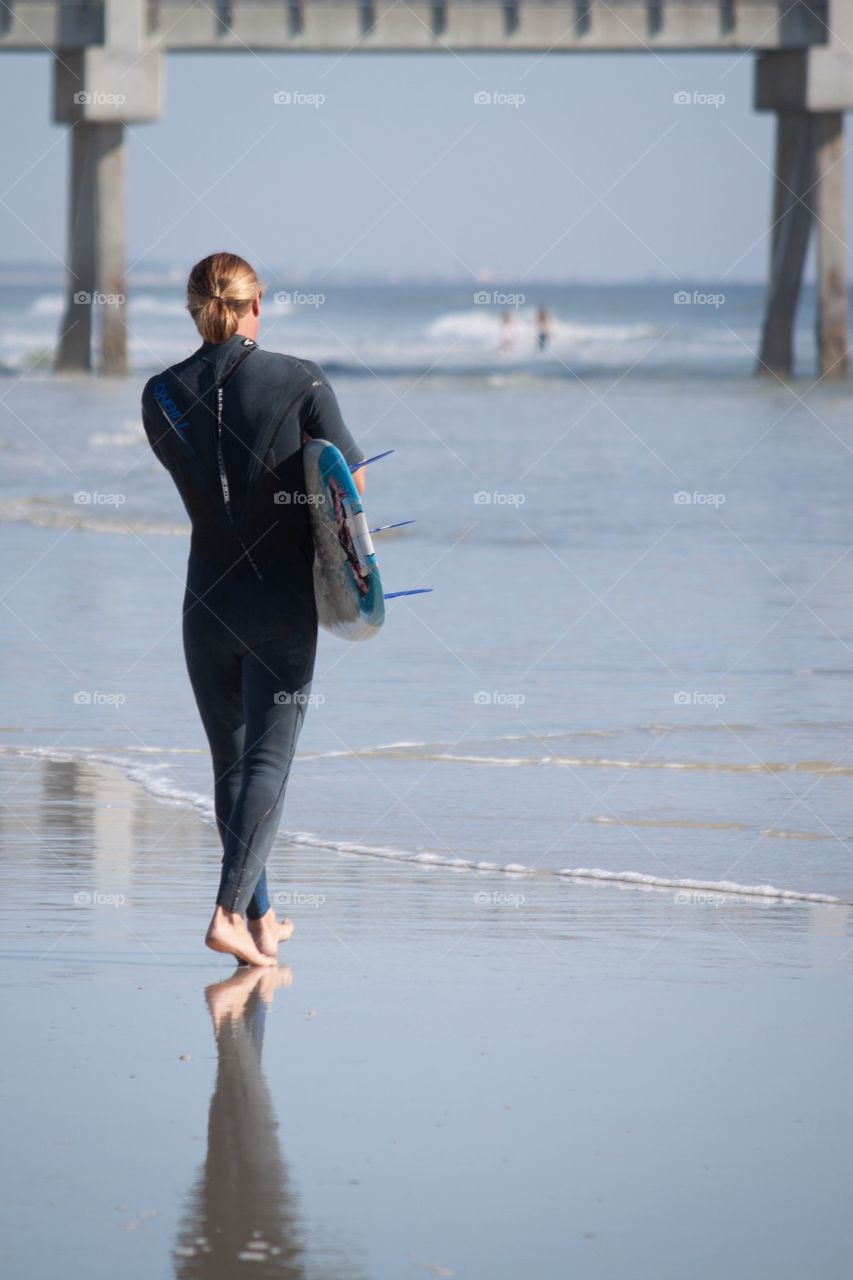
xmin=1 ymin=742 xmax=847 ymax=908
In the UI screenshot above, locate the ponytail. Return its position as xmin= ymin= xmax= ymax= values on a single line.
xmin=186 ymin=252 xmax=262 ymax=343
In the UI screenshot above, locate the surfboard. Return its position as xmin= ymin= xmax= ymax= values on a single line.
xmin=303 ymin=438 xmax=385 ymax=641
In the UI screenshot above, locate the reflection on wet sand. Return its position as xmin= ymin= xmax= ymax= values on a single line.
xmin=0 ymin=752 xmax=213 ymax=938
xmin=173 ymin=967 xmax=305 ymax=1278
xmin=1 ymin=754 xmax=851 ymax=1280
xmin=173 ymin=969 xmax=366 ymax=1278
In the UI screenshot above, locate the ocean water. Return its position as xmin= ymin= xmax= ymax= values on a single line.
xmin=2 ymin=278 xmax=853 ymax=905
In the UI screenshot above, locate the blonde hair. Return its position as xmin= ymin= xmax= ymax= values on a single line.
xmin=186 ymin=252 xmax=263 ymax=343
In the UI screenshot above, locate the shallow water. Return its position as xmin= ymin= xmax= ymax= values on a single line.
xmin=2 ymin=282 xmax=853 ymax=902
xmin=0 ymin=277 xmax=788 ymax=379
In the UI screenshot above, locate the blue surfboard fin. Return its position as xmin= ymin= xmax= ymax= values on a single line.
xmin=369 ymin=519 xmax=415 ymax=534
xmin=384 ymin=588 xmax=433 ymax=600
xmin=351 ymin=449 xmax=394 ymax=472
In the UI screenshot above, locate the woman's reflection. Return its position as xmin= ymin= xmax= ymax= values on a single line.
xmin=173 ymin=966 xmax=303 ymax=1278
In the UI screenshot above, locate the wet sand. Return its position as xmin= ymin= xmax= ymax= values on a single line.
xmin=2 ymin=753 xmax=852 ymax=1280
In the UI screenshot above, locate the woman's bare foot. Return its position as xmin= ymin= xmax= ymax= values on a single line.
xmin=205 ymin=906 xmax=276 ymax=967
xmin=248 ymin=909 xmax=295 ymax=959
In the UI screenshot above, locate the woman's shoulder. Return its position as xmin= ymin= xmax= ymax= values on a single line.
xmin=141 ymin=346 xmax=330 ymax=406
xmin=140 ymin=348 xmax=198 ymax=401
xmin=252 ymin=348 xmax=328 ymax=385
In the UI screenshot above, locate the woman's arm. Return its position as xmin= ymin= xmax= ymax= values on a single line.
xmin=299 ymin=364 xmax=365 ymax=493
xmin=140 ymin=382 xmax=170 ymax=469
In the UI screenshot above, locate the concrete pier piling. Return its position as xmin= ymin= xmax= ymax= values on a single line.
xmin=758 ymin=110 xmax=816 ymax=378
xmin=756 ymin=4 xmax=853 ymax=379
xmin=55 ymin=122 xmax=127 ymax=375
xmin=813 ymin=111 xmax=849 ymax=378
xmin=51 ymin=0 xmax=161 ymax=374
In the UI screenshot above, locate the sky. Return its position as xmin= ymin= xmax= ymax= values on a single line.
xmin=0 ymin=46 xmax=849 ymax=283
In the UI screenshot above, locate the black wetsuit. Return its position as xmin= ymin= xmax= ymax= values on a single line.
xmin=141 ymin=334 xmax=362 ymax=917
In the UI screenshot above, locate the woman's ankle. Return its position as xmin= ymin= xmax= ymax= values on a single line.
xmin=248 ymin=907 xmax=275 ymax=927
xmin=211 ymin=904 xmax=244 ymax=926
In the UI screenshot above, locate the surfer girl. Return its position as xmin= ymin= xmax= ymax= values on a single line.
xmin=499 ymin=309 xmax=516 ymax=355
xmin=535 ymin=306 xmax=551 ymax=352
xmin=141 ymin=252 xmax=364 ymax=967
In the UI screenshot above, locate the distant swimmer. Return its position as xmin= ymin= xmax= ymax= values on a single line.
xmin=500 ymin=309 xmax=517 ymax=355
xmin=535 ymin=306 xmax=551 ymax=353
xmin=141 ymin=252 xmax=365 ymax=968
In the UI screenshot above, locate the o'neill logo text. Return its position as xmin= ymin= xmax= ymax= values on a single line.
xmin=154 ymin=381 xmax=187 ymax=430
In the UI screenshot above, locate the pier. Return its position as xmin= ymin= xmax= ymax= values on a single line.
xmin=1 ymin=1 xmax=850 ymax=376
